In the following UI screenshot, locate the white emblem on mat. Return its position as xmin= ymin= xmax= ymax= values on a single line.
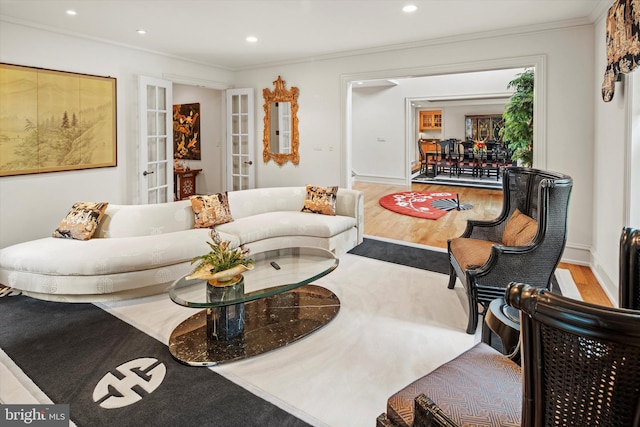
xmin=93 ymin=357 xmax=166 ymax=409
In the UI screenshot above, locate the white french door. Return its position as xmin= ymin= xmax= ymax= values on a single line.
xmin=138 ymin=76 xmax=173 ymax=203
xmin=226 ymin=88 xmax=255 ymax=191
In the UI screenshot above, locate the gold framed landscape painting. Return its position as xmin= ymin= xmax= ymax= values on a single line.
xmin=0 ymin=63 xmax=117 ymax=176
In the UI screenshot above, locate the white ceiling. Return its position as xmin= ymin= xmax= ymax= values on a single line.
xmin=0 ymin=0 xmax=610 ymax=70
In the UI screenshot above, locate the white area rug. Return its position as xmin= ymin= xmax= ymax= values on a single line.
xmin=554 ymin=268 xmax=583 ymax=301
xmin=0 ymin=249 xmax=582 ymax=426
xmin=97 ymin=254 xmax=478 ymax=426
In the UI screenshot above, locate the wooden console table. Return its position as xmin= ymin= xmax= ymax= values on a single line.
xmin=174 ymin=169 xmax=202 ymax=200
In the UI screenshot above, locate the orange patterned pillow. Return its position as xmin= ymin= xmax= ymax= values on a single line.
xmin=190 ymin=193 xmax=233 ymax=228
xmin=301 ymin=185 xmax=338 ymax=216
xmin=53 ymin=202 xmax=109 ymax=240
xmin=502 ymin=209 xmax=538 ymax=246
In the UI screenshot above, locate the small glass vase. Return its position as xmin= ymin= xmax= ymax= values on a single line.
xmin=206 ymin=274 xmax=245 ymax=341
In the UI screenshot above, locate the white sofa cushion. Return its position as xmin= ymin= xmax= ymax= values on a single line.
xmin=226 ymin=187 xmax=307 ymax=218
xmin=94 ymin=200 xmax=194 ymax=238
xmin=215 ymin=211 xmax=356 ymax=245
xmin=0 ymin=228 xmax=218 ymax=276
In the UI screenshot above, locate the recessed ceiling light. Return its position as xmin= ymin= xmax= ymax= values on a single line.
xmin=246 ymin=36 xmax=258 ymax=43
xmin=402 ymin=5 xmax=417 ymax=13
xmin=136 ymin=29 xmax=147 ymax=35
xmin=66 ymin=10 xmax=77 ymax=16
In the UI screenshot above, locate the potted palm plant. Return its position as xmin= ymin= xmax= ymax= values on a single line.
xmin=500 ymin=69 xmax=534 ymax=166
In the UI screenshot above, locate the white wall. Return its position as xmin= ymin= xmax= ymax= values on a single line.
xmin=351 ymin=85 xmax=406 ymax=181
xmin=233 ymin=69 xmax=344 ymax=189
xmin=591 ymin=14 xmax=630 ymax=303
xmin=0 ymin=19 xmax=615 ymax=285
xmin=0 ymin=22 xmax=234 ymax=247
xmin=172 ymin=84 xmax=224 ymax=195
xmin=235 ymin=24 xmax=596 ymax=265
xmin=439 ymin=104 xmax=507 ymax=140
xmin=350 ymin=69 xmax=515 ymax=183
xmin=351 ymin=88 xmax=507 ymax=182
xmin=630 ymin=71 xmax=640 ymax=228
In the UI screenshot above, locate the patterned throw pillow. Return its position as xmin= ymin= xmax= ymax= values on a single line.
xmin=53 ymin=202 xmax=109 ymax=240
xmin=190 ymin=192 xmax=233 ymax=228
xmin=301 ymin=185 xmax=338 ymax=216
xmin=502 ymin=208 xmax=538 ymax=246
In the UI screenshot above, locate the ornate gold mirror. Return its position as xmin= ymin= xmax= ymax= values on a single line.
xmin=263 ymin=76 xmax=299 ymax=165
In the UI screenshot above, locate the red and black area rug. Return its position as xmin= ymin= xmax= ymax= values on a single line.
xmin=379 ymin=191 xmax=473 ymax=220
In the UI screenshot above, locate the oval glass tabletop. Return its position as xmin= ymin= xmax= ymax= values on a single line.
xmin=169 ymin=246 xmax=338 ymax=308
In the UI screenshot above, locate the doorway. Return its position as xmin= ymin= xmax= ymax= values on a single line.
xmin=341 ymin=56 xmax=546 ymax=189
xmin=172 ymin=83 xmax=225 ymax=196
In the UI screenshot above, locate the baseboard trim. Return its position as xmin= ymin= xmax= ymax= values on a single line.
xmin=589 ymin=251 xmax=618 ymax=307
xmin=353 ymin=175 xmax=407 ymax=186
xmin=560 ymin=243 xmax=591 ymax=266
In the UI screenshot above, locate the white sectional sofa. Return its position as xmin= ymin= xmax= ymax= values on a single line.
xmin=0 ymin=187 xmax=363 ymax=302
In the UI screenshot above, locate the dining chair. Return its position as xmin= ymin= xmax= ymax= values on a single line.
xmin=417 ymin=139 xmax=428 ymax=175
xmin=436 ymin=139 xmax=461 ymax=177
xmin=457 ymin=141 xmax=475 ymax=177
xmin=376 ymin=282 xmax=640 ymax=427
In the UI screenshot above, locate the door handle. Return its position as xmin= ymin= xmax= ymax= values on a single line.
xmin=143 ymin=170 xmax=154 ymax=176
xmin=244 ymin=161 xmax=253 ymax=165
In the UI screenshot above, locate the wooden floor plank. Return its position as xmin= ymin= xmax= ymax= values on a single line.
xmin=354 ymin=181 xmax=613 ymax=307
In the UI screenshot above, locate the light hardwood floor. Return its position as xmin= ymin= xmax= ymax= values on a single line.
xmin=353 ymin=181 xmax=613 ymax=307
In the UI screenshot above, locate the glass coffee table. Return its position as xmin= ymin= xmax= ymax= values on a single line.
xmin=168 ymin=247 xmax=339 ymax=366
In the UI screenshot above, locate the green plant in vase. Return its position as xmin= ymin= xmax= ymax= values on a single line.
xmin=187 ymin=230 xmax=254 ymax=286
xmin=500 ymin=69 xmax=534 ymax=166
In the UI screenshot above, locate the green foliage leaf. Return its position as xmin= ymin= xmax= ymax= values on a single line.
xmin=190 ymin=230 xmax=254 ymax=275
xmin=500 ymin=69 xmax=534 ymax=166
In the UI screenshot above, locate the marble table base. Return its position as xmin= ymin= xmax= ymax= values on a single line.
xmin=168 ymin=284 xmax=340 ymax=366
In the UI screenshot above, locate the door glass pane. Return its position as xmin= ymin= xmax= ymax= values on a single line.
xmin=241 ymin=135 xmax=248 ymax=155
xmin=232 ymin=115 xmax=239 ymax=134
xmin=240 ymin=94 xmax=247 ymax=112
xmin=158 ymin=137 xmax=166 ymax=160
xmin=158 ymin=162 xmax=167 ymax=186
xmin=159 ymin=190 xmax=167 ymax=203
xmin=158 ymin=112 xmax=166 ymax=135
xmin=147 ymin=85 xmax=156 ymax=109
xmin=232 ymin=95 xmax=239 ymax=113
xmin=240 ymin=114 xmax=247 ymax=134
xmin=147 ymin=112 xmax=156 ymax=135
xmin=232 ymin=135 xmax=239 ymax=150
xmin=149 ymin=163 xmax=158 ymax=187
xmin=158 ymin=87 xmax=166 ymax=110
xmin=148 ymin=138 xmax=157 ymax=162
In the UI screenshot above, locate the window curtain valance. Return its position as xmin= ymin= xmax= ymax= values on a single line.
xmin=602 ymin=0 xmax=640 ymax=102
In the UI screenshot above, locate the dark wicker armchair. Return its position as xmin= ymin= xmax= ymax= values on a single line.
xmin=447 ymin=166 xmax=573 ymax=333
xmin=376 ymin=283 xmax=640 ymax=427
xmin=620 ymin=226 xmax=640 ymax=310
